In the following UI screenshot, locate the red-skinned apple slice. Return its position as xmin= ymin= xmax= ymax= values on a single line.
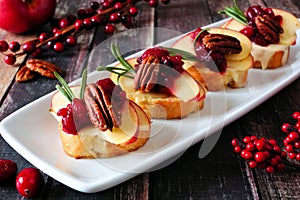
xmin=112 ymin=58 xmax=206 ymax=103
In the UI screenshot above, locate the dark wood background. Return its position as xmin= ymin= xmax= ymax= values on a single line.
xmin=0 ymin=0 xmax=300 ymax=199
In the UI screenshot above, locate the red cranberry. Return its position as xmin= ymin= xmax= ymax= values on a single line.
xmin=66 ymin=35 xmax=77 ymax=46
xmin=105 ymin=24 xmax=115 ymax=34
xmin=22 ymin=41 xmax=36 ymax=54
xmin=4 ymin=54 xmax=16 ymax=65
xmin=129 ymin=6 xmax=138 ymax=16
xmin=254 ymin=152 xmax=266 ymax=163
xmin=114 ymin=2 xmax=123 ymax=10
xmin=90 ymin=1 xmax=100 ymax=10
xmin=16 ymin=168 xmax=44 ymax=198
xmin=75 ymin=19 xmax=84 ymax=31
xmin=9 ymin=41 xmax=20 ymax=52
xmin=0 ymin=159 xmax=18 ymax=184
xmin=0 ymin=40 xmax=9 ymax=52
xmin=53 ymin=42 xmax=64 ymax=52
xmin=149 ymin=0 xmax=159 ymax=7
xmin=59 ymin=18 xmax=70 ymax=28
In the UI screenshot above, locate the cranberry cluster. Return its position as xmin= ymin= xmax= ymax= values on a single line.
xmin=240 ymin=5 xmax=283 ymax=46
xmin=191 ymin=28 xmax=227 ymax=73
xmin=282 ymin=112 xmax=300 ymax=161
xmin=232 ymin=112 xmax=300 ymax=173
xmin=57 ymin=98 xmax=91 ymax=135
xmin=232 ymin=136 xmax=286 ymax=173
xmin=0 ymin=0 xmax=171 ymax=66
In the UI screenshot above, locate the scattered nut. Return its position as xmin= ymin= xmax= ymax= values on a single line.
xmin=25 ymin=59 xmax=63 ymax=79
xmin=15 ymin=66 xmax=36 ymax=82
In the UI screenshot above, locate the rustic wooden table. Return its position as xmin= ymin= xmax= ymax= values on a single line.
xmin=1 ymin=0 xmax=300 ymax=199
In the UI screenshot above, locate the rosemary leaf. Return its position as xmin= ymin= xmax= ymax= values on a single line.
xmin=218 ymin=0 xmax=248 ymax=26
xmin=111 ymin=44 xmax=133 ymax=71
xmin=56 ymin=85 xmax=72 ymax=102
xmin=54 ymin=71 xmax=76 ymax=101
xmin=80 ymin=69 xmax=87 ymax=99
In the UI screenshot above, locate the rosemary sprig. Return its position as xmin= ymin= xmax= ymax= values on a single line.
xmin=218 ymin=0 xmax=248 ymax=26
xmin=54 ymin=69 xmax=87 ymax=102
xmin=80 ymin=69 xmax=87 ymax=99
xmin=97 ymin=44 xmax=135 ymax=82
xmin=54 ymin=72 xmax=75 ymax=102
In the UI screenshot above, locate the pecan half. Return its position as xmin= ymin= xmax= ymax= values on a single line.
xmin=84 ymin=83 xmax=121 ymax=132
xmin=26 ymin=59 xmax=63 ymax=78
xmin=15 ymin=66 xmax=36 ymax=82
xmin=255 ymin=14 xmax=283 ymax=44
xmin=202 ymin=33 xmax=242 ymax=54
xmin=134 ymin=55 xmax=160 ymax=92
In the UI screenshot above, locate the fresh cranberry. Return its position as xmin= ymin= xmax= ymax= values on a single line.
xmin=53 ymin=42 xmax=64 ymax=52
xmin=0 ymin=159 xmax=18 ymax=184
xmin=9 ymin=41 xmax=21 ymax=52
xmin=0 ymin=40 xmax=8 ymax=52
xmin=129 ymin=6 xmax=138 ymax=16
xmin=66 ymin=35 xmax=77 ymax=46
xmin=16 ymin=168 xmax=44 ymax=198
xmin=254 ymin=152 xmax=266 ymax=163
xmin=4 ymin=54 xmax=16 ymax=65
xmin=105 ymin=24 xmax=115 ymax=34
xmin=240 ymin=27 xmax=254 ymax=38
xmin=22 ymin=41 xmax=36 ymax=54
xmin=59 ymin=18 xmax=70 ymax=28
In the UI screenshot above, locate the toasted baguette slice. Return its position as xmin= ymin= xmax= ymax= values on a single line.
xmin=112 ymin=58 xmax=206 ymax=119
xmin=172 ymin=28 xmax=253 ymax=91
xmin=51 ymin=85 xmax=151 ymax=159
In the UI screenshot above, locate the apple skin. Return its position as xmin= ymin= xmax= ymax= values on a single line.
xmin=0 ymin=0 xmax=57 ymax=34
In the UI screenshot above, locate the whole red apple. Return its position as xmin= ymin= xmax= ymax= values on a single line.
xmin=0 ymin=0 xmax=57 ymax=34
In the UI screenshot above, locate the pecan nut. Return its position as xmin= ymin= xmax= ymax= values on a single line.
xmin=15 ymin=66 xmax=36 ymax=82
xmin=134 ymin=55 xmax=160 ymax=92
xmin=25 ymin=59 xmax=63 ymax=78
xmin=255 ymin=14 xmax=283 ymax=44
xmin=84 ymin=83 xmax=121 ymax=132
xmin=202 ymin=33 xmax=242 ymax=54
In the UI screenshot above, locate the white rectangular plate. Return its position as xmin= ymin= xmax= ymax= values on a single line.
xmin=1 ymin=19 xmax=300 ymax=193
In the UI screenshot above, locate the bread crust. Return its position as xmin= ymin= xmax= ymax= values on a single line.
xmin=128 ymin=91 xmax=205 ymax=119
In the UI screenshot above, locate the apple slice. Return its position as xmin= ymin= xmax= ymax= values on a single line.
xmin=100 ymin=100 xmax=139 ymax=145
xmin=273 ymin=8 xmax=300 ymax=45
xmin=169 ymin=71 xmax=205 ymax=102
